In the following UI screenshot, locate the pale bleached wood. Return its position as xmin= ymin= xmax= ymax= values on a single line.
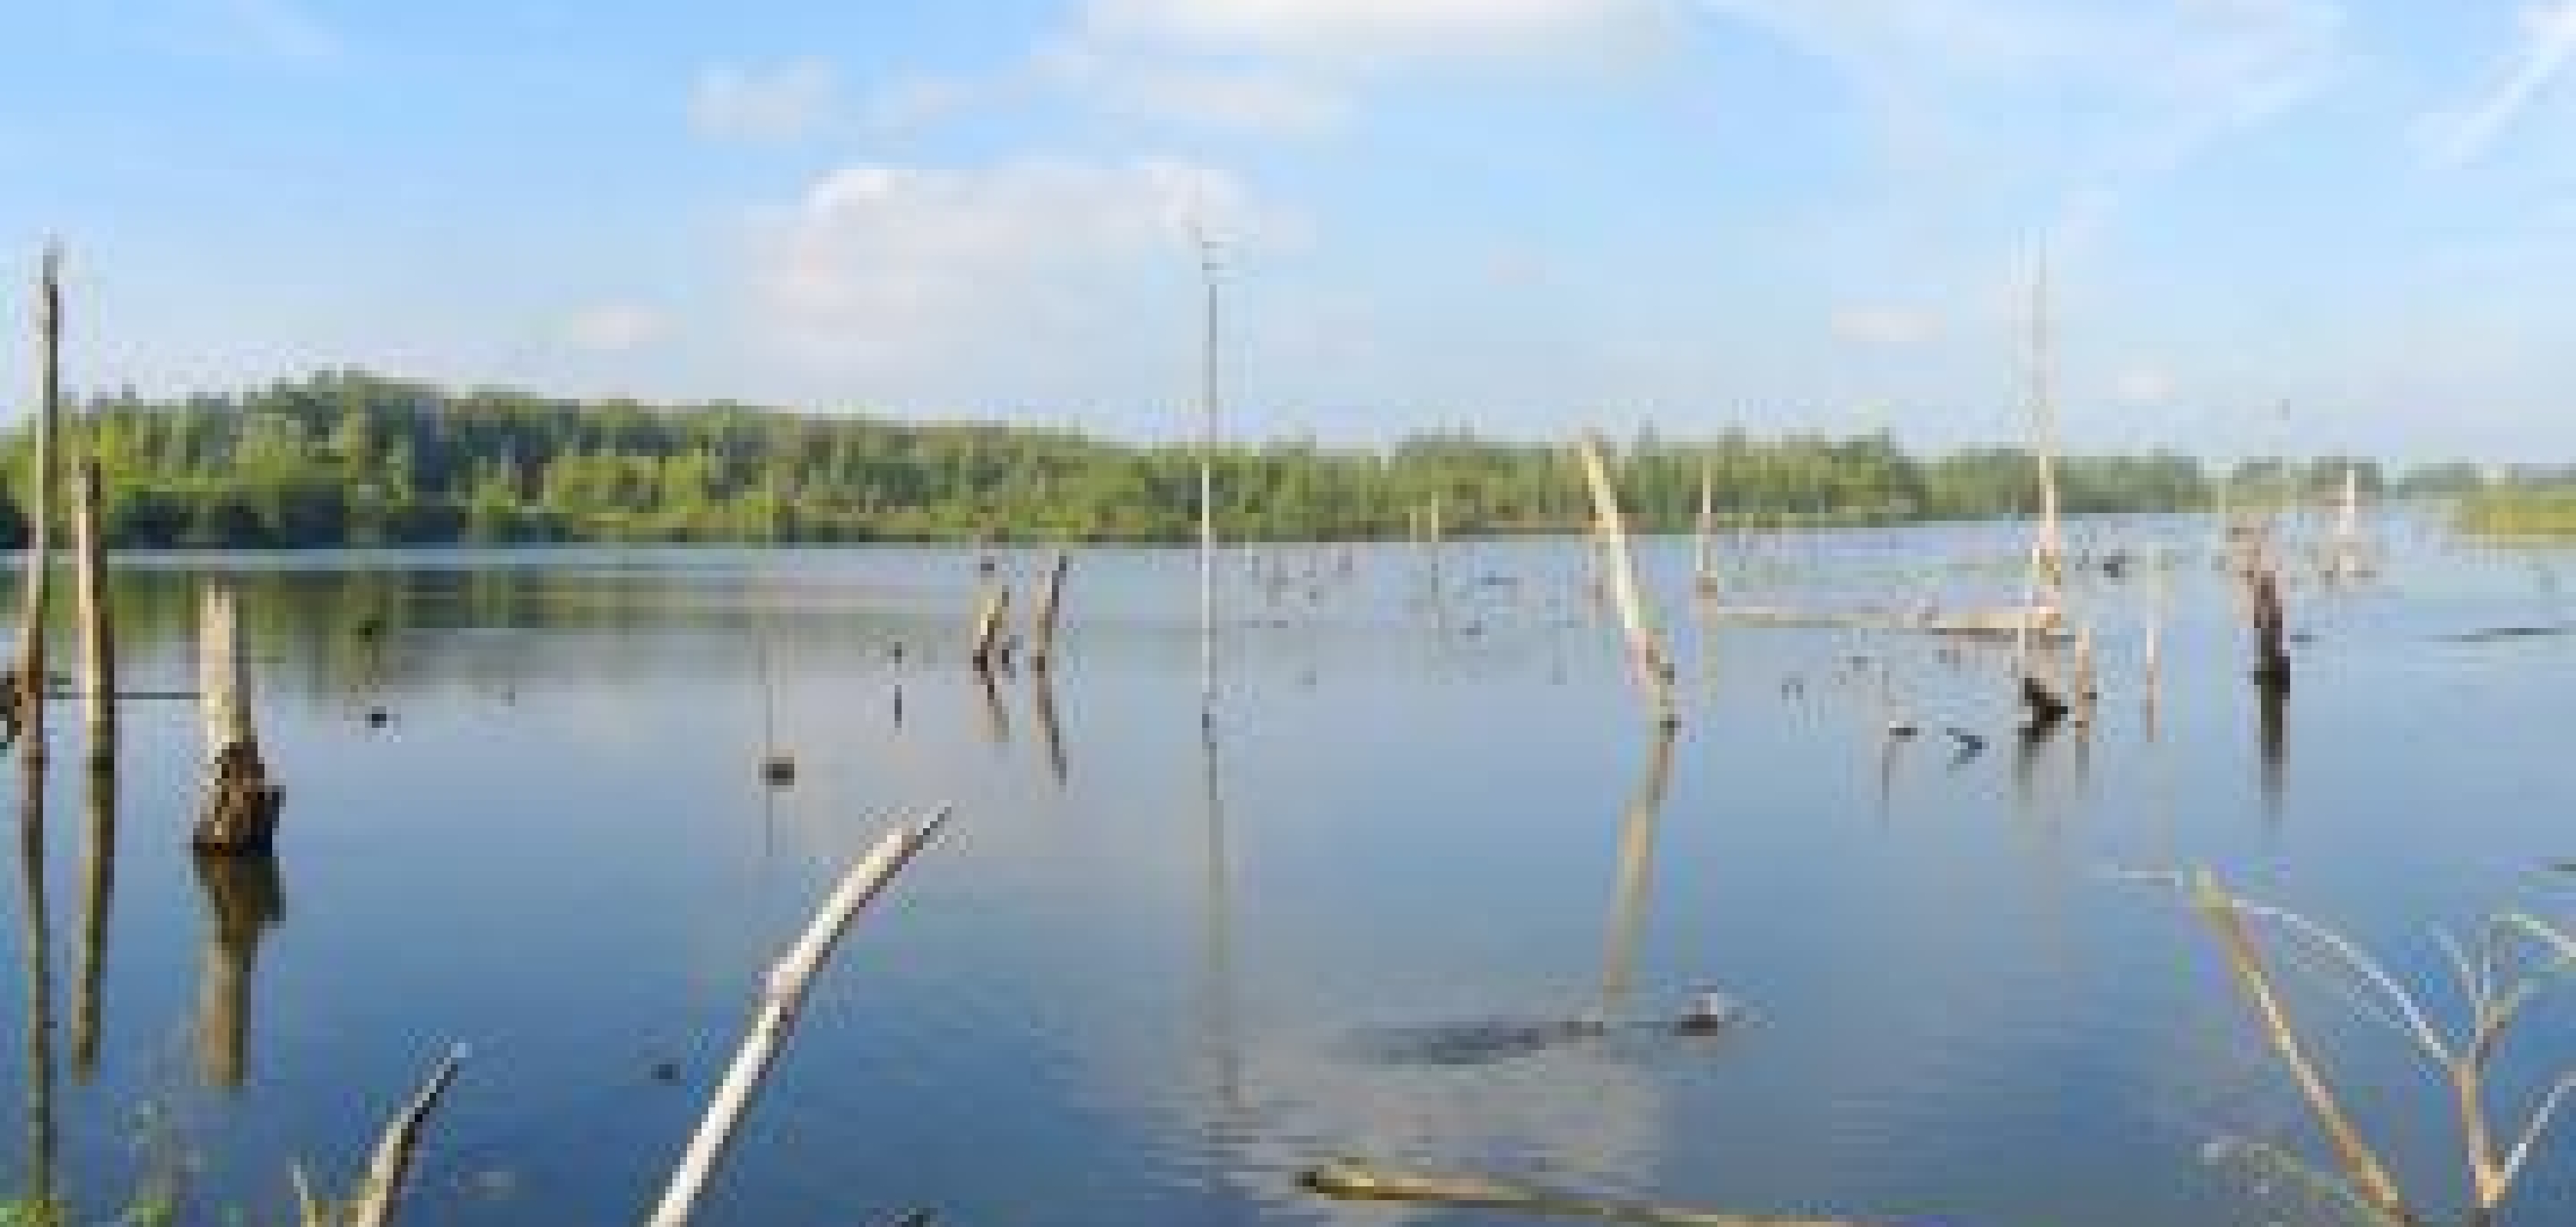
xmin=2190 ymin=871 xmax=2409 ymax=1222
xmin=1573 ymin=434 xmax=1677 ymax=727
xmin=646 ymin=808 xmax=953 ymax=1227
xmin=346 ymin=1044 xmax=468 ymax=1227
xmin=12 ymin=245 xmax=64 ymax=751
xmin=73 ymin=459 xmax=111 ymax=765
xmin=1030 ymin=550 xmax=1070 ymax=671
xmin=967 ymin=583 xmax=1010 ymax=672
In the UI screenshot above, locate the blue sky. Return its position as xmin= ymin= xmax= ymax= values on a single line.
xmin=3 ymin=1 xmax=2574 ymax=456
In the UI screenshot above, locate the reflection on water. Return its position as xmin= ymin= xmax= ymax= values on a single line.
xmin=72 ymin=762 xmax=110 ymax=1079
xmin=18 ymin=756 xmax=57 ymax=1218
xmin=2256 ymin=676 xmax=2288 ymax=824
xmin=192 ymin=853 xmax=282 ymax=1090
xmin=13 ymin=523 xmax=2576 ymax=1224
xmin=1597 ymin=725 xmax=1674 ymax=1022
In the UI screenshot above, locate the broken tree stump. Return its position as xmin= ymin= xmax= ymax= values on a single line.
xmin=192 ymin=584 xmax=281 ymax=855
xmin=968 ymin=582 xmax=1011 ymax=673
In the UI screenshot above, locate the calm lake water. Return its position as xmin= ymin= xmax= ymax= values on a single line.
xmin=11 ymin=513 xmax=2576 ymax=1225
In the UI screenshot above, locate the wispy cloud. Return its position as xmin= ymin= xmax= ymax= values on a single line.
xmin=562 ymin=304 xmax=665 ymax=355
xmin=2419 ymin=2 xmax=2576 ymax=167
xmin=1084 ymin=0 xmax=1685 ymax=64
xmin=1830 ymin=304 xmax=1938 ymax=347
xmin=691 ymin=60 xmax=840 ymax=143
xmin=747 ymin=156 xmax=1276 ymax=405
xmin=203 ymin=0 xmax=346 ymax=64
xmin=1698 ymin=0 xmax=2345 ymax=247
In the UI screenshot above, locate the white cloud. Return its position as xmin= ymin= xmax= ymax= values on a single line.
xmin=562 ymin=304 xmax=664 ymax=355
xmin=860 ymin=74 xmax=986 ymax=134
xmin=691 ymin=60 xmax=840 ymax=143
xmin=2111 ymin=366 xmax=2176 ymax=406
xmin=1040 ymin=43 xmax=1349 ymax=137
xmin=748 ymin=156 xmax=1273 ymax=404
xmin=1830 ymin=304 xmax=1937 ymax=347
xmin=2419 ymin=2 xmax=2576 ymax=167
xmin=1086 ymin=0 xmax=1684 ymax=64
xmin=1697 ymin=1 xmax=2344 ymax=245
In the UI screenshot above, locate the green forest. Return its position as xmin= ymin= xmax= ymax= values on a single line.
xmin=0 ymin=369 xmax=2446 ymax=548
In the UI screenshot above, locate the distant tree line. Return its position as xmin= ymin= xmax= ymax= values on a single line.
xmin=0 ymin=369 xmax=2483 ymax=548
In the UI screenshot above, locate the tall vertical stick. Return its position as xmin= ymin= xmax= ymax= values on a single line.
xmin=646 ymin=808 xmax=951 ymax=1227
xmin=1195 ymin=232 xmax=1222 ymax=728
xmin=74 ymin=459 xmax=110 ymax=768
xmin=1573 ymin=434 xmax=1678 ymax=728
xmin=1030 ymin=549 xmax=1070 ymax=672
xmin=12 ymin=245 xmax=63 ymax=751
xmin=1693 ymin=455 xmax=1718 ymax=597
xmin=2029 ymin=249 xmax=2065 ymax=615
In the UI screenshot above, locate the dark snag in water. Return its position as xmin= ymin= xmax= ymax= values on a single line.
xmin=2019 ymin=673 xmax=2070 ymax=735
xmin=2250 ymin=568 xmax=2292 ymax=689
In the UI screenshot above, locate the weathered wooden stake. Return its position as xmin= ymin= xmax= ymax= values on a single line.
xmin=73 ymin=459 xmax=111 ymax=768
xmin=346 ymin=1045 xmax=468 ymax=1227
xmin=1693 ymin=455 xmax=1719 ymax=596
xmin=968 ymin=583 xmax=1011 ymax=673
xmin=1572 ymin=434 xmax=1678 ymax=728
xmin=646 ymin=808 xmax=951 ymax=1227
xmin=1030 ymin=550 xmax=1070 ymax=672
xmin=193 ymin=584 xmax=282 ymax=854
xmin=2250 ymin=567 xmax=2291 ymax=689
xmin=9 ymin=244 xmax=64 ymax=750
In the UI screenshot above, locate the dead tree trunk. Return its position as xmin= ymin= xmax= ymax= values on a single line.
xmin=73 ymin=460 xmax=110 ymax=769
xmin=192 ymin=585 xmax=281 ymax=855
xmin=2250 ymin=567 xmax=2292 ymax=689
xmin=9 ymin=245 xmax=64 ymax=751
xmin=968 ymin=583 xmax=1011 ymax=673
xmin=1030 ymin=551 xmax=1070 ymax=672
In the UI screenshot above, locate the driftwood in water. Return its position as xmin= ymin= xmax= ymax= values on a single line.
xmin=8 ymin=245 xmax=64 ymax=750
xmin=1030 ymin=550 xmax=1070 ymax=671
xmin=73 ymin=459 xmax=111 ymax=768
xmin=1573 ymin=434 xmax=1678 ymax=727
xmin=1301 ymin=1159 xmax=1876 ymax=1226
xmin=646 ymin=808 xmax=953 ymax=1227
xmin=968 ymin=583 xmax=1011 ymax=673
xmin=193 ymin=585 xmax=282 ymax=854
xmin=343 ymin=1045 xmax=468 ymax=1227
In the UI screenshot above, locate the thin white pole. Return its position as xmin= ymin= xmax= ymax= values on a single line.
xmin=1196 ymin=232 xmax=1221 ymax=727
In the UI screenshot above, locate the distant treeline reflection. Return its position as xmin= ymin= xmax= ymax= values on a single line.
xmin=0 ymin=369 xmax=2456 ymax=547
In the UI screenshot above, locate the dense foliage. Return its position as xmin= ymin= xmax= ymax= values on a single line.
xmin=0 ymin=369 xmax=2431 ymax=548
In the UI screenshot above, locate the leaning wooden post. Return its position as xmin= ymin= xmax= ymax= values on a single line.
xmin=345 ymin=1044 xmax=468 ymax=1227
xmin=1573 ymin=434 xmax=1678 ymax=728
xmin=1030 ymin=550 xmax=1070 ymax=672
xmin=192 ymin=584 xmax=282 ymax=854
xmin=646 ymin=808 xmax=952 ymax=1227
xmin=73 ymin=459 xmax=110 ymax=768
xmin=10 ymin=244 xmax=64 ymax=750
